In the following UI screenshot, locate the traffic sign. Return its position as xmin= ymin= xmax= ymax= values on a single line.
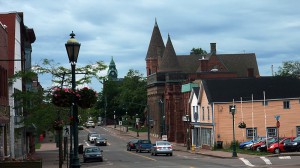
xmin=276 ymin=120 xmax=280 ymax=128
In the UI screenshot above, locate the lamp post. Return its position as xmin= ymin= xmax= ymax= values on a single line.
xmin=65 ymin=31 xmax=81 ymax=168
xmin=136 ymin=114 xmax=139 ymax=137
xmin=231 ymin=106 xmax=237 ymax=157
xmin=186 ymin=114 xmax=191 ymax=150
xmin=114 ymin=111 xmax=116 ymax=128
xmin=126 ymin=112 xmax=128 ymax=132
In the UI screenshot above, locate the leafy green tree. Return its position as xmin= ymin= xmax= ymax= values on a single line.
xmin=276 ymin=61 xmax=300 ymax=77
xmin=190 ymin=47 xmax=207 ymax=55
xmin=11 ymin=58 xmax=107 ymax=133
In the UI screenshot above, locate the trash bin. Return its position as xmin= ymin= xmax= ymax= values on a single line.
xmin=79 ymin=144 xmax=83 ymax=154
xmin=217 ymin=141 xmax=223 ymax=149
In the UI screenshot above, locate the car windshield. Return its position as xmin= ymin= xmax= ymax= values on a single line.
xmin=91 ymin=134 xmax=100 ymax=138
xmin=293 ymin=136 xmax=300 ymax=141
xmin=96 ymin=137 xmax=105 ymax=140
xmin=86 ymin=147 xmax=100 ymax=153
xmin=157 ymin=142 xmax=170 ymax=146
xmin=141 ymin=140 xmax=151 ymax=144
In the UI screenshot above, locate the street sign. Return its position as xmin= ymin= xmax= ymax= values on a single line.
xmin=162 ymin=135 xmax=167 ymax=141
xmin=119 ymin=121 xmax=122 ymax=125
xmin=276 ymin=120 xmax=280 ymax=128
xmin=274 ymin=115 xmax=280 ymax=121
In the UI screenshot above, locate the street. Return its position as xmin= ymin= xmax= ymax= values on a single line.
xmin=74 ymin=126 xmax=300 ymax=168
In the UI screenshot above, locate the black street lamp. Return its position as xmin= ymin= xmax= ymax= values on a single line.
xmin=186 ymin=114 xmax=191 ymax=150
xmin=65 ymin=31 xmax=81 ymax=168
xmin=114 ymin=111 xmax=116 ymax=128
xmin=136 ymin=114 xmax=139 ymax=137
xmin=231 ymin=106 xmax=237 ymax=157
xmin=126 ymin=112 xmax=128 ymax=132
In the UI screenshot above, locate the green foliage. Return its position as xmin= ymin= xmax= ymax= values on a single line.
xmin=190 ymin=47 xmax=207 ymax=55
xmin=276 ymin=61 xmax=300 ymax=77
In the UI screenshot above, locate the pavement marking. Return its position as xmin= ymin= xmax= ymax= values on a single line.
xmin=239 ymin=158 xmax=255 ymax=167
xmin=260 ymin=156 xmax=272 ymax=165
xmin=125 ymin=150 xmax=157 ymax=161
xmin=279 ymin=156 xmax=291 ymax=159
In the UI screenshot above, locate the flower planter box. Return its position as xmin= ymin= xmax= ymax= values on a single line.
xmin=0 ymin=160 xmax=42 ymax=168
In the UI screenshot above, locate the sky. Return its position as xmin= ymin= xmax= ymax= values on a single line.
xmin=1 ymin=0 xmax=300 ymax=92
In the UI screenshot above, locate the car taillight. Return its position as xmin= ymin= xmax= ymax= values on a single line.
xmin=157 ymin=147 xmax=162 ymax=149
xmin=169 ymin=146 xmax=173 ymax=149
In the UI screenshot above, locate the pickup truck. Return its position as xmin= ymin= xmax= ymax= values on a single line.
xmin=135 ymin=139 xmax=152 ymax=153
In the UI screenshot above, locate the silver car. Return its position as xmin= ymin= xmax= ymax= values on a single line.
xmin=151 ymin=141 xmax=173 ymax=156
xmin=83 ymin=146 xmax=103 ymax=163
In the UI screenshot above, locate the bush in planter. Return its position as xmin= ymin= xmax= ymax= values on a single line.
xmin=238 ymin=121 xmax=246 ymax=128
xmin=76 ymin=87 xmax=97 ymax=109
xmin=52 ymin=87 xmax=75 ymax=107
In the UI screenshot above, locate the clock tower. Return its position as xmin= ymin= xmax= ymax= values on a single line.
xmin=107 ymin=56 xmax=118 ymax=80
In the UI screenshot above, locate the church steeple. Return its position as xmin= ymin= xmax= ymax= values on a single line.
xmin=145 ymin=19 xmax=165 ymax=76
xmin=158 ymin=34 xmax=181 ymax=72
xmin=107 ymin=56 xmax=118 ymax=80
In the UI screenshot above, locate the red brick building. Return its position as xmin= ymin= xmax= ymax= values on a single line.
xmin=145 ymin=20 xmax=260 ymax=144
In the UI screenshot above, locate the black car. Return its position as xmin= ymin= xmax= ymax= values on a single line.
xmin=284 ymin=136 xmax=300 ymax=152
xmin=126 ymin=139 xmax=139 ymax=151
xmin=83 ymin=146 xmax=103 ymax=163
xmin=95 ymin=137 xmax=107 ymax=146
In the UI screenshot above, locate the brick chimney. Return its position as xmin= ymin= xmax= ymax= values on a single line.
xmin=210 ymin=43 xmax=216 ymax=54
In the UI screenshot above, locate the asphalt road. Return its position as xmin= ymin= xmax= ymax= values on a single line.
xmin=76 ymin=126 xmax=300 ymax=168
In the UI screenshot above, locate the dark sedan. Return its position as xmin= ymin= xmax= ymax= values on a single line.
xmin=83 ymin=146 xmax=103 ymax=163
xmin=127 ymin=139 xmax=139 ymax=151
xmin=284 ymin=136 xmax=300 ymax=152
xmin=95 ymin=137 xmax=107 ymax=146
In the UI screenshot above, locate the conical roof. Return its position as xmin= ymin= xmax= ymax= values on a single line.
xmin=145 ymin=19 xmax=165 ymax=60
xmin=158 ymin=34 xmax=181 ymax=72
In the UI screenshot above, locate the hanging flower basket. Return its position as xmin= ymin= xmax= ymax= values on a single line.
xmin=53 ymin=120 xmax=64 ymax=130
xmin=77 ymin=87 xmax=98 ymax=109
xmin=52 ymin=87 xmax=75 ymax=107
xmin=238 ymin=121 xmax=246 ymax=128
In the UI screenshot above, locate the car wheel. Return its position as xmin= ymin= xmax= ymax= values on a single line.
xmin=83 ymin=159 xmax=86 ymax=163
xmin=154 ymin=152 xmax=157 ymax=156
xmin=274 ymin=148 xmax=280 ymax=154
xmin=136 ymin=149 xmax=138 ymax=153
xmin=100 ymin=158 xmax=103 ymax=162
xmin=170 ymin=153 xmax=173 ymax=156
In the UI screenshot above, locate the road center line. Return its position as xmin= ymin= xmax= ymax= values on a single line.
xmin=125 ymin=150 xmax=157 ymax=161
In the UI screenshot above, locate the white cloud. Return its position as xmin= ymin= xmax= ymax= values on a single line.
xmin=1 ymin=0 xmax=300 ymax=91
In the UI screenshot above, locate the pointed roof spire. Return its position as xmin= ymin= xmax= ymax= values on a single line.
xmin=158 ymin=34 xmax=181 ymax=72
xmin=146 ymin=19 xmax=165 ymax=60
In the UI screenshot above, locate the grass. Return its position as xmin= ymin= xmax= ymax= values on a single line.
xmin=35 ymin=143 xmax=41 ymax=149
xmin=216 ymin=147 xmax=270 ymax=156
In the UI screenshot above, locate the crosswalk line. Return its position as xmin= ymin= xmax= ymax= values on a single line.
xmin=239 ymin=158 xmax=255 ymax=167
xmin=260 ymin=156 xmax=272 ymax=165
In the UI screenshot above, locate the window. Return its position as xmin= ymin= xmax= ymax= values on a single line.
xmin=267 ymin=127 xmax=277 ymax=137
xmin=246 ymin=128 xmax=257 ymax=138
xmin=262 ymin=101 xmax=268 ymax=106
xmin=297 ymin=126 xmax=300 ymax=137
xmin=207 ymin=107 xmax=210 ymax=120
xmin=202 ymin=107 xmax=205 ymax=121
xmin=193 ymin=106 xmax=195 ymax=113
xmin=283 ymin=100 xmax=290 ymax=109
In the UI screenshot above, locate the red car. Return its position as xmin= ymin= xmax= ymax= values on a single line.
xmin=267 ymin=137 xmax=295 ymax=154
xmin=252 ymin=138 xmax=273 ymax=151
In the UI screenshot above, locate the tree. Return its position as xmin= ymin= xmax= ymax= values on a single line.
xmin=276 ymin=61 xmax=300 ymax=77
xmin=190 ymin=47 xmax=207 ymax=55
xmin=11 ymin=58 xmax=107 ymax=133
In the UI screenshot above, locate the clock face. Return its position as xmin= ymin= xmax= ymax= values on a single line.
xmin=111 ymin=71 xmax=115 ymax=75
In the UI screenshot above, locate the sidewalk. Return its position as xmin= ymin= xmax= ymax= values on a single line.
xmin=34 ymin=125 xmax=297 ymax=167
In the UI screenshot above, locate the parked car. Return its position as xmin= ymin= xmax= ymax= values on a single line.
xmin=87 ymin=132 xmax=97 ymax=141
xmin=78 ymin=125 xmax=84 ymax=130
xmin=86 ymin=121 xmax=95 ymax=128
xmin=251 ymin=137 xmax=273 ymax=151
xmin=135 ymin=139 xmax=152 ymax=153
xmin=268 ymin=137 xmax=295 ymax=154
xmin=127 ymin=139 xmax=139 ymax=151
xmin=239 ymin=137 xmax=265 ymax=149
xmin=151 ymin=141 xmax=173 ymax=156
xmin=284 ymin=136 xmax=300 ymax=152
xmin=83 ymin=146 xmax=103 ymax=163
xmin=89 ymin=134 xmax=101 ymax=143
xmin=95 ymin=137 xmax=107 ymax=146
xmin=257 ymin=137 xmax=277 ymax=152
